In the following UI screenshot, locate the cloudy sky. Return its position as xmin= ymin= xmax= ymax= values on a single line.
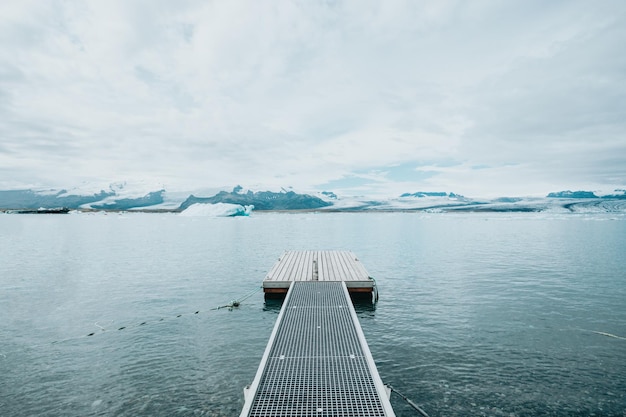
xmin=1 ymin=0 xmax=624 ymax=197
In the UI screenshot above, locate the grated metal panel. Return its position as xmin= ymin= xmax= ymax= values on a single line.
xmin=242 ymin=281 xmax=394 ymax=416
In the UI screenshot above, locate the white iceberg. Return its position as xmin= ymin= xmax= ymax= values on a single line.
xmin=179 ymin=203 xmax=253 ymax=217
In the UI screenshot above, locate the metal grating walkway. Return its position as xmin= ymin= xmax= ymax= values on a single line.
xmin=240 ymin=281 xmax=395 ymax=416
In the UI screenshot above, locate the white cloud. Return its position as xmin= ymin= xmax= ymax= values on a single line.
xmin=0 ymin=0 xmax=624 ymax=197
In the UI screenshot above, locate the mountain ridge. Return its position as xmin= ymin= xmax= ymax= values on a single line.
xmin=1 ymin=183 xmax=625 ymax=213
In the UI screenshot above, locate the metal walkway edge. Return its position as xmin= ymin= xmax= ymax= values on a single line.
xmin=240 ymin=281 xmax=396 ymax=416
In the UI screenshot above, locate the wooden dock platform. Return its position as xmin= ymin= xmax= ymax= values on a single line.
xmin=240 ymin=280 xmax=395 ymax=416
xmin=262 ymin=250 xmax=376 ymax=294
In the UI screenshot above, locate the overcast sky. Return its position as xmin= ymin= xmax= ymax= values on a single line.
xmin=1 ymin=1 xmax=625 ymax=197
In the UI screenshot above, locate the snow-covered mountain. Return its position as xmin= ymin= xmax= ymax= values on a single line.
xmin=0 ymin=181 xmax=168 ymax=211
xmin=179 ymin=187 xmax=331 ymax=211
xmin=316 ymin=189 xmax=626 ymax=213
xmin=0 ymin=183 xmax=330 ymax=212
xmin=1 ymin=183 xmax=625 ymax=213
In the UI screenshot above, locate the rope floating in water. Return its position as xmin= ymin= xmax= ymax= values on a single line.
xmin=590 ymin=330 xmax=626 ymax=340
xmin=387 ymin=384 xmax=431 ymax=417
xmin=0 ymin=286 xmax=264 ymax=358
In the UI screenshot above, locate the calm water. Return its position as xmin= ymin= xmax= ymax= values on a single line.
xmin=1 ymin=212 xmax=625 ymax=416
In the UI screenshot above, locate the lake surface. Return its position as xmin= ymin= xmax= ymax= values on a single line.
xmin=1 ymin=212 xmax=625 ymax=416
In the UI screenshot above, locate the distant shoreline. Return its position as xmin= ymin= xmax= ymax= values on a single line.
xmin=2 ymin=206 xmax=620 ymax=215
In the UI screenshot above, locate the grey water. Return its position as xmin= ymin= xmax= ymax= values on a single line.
xmin=1 ymin=212 xmax=625 ymax=417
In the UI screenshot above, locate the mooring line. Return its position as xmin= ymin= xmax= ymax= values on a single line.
xmin=85 ymin=286 xmax=263 ymax=335
xmin=560 ymin=327 xmax=626 ymax=341
xmin=589 ymin=330 xmax=626 ymax=341
xmin=387 ymin=384 xmax=431 ymax=417
xmin=1 ymin=286 xmax=263 ymax=358
xmin=565 ymin=327 xmax=626 ymax=341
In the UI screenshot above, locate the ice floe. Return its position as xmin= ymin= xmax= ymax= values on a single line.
xmin=179 ymin=203 xmax=253 ymax=217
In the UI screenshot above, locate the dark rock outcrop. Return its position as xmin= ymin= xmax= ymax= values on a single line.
xmin=179 ymin=190 xmax=331 ymax=211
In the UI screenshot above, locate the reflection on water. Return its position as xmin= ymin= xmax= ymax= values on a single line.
xmin=351 ymin=297 xmax=377 ymax=316
xmin=262 ymin=292 xmax=377 ymax=313
xmin=262 ymin=297 xmax=284 ymax=312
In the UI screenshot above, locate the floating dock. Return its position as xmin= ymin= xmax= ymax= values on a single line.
xmin=262 ymin=250 xmax=376 ymax=295
xmin=241 ymin=252 xmax=395 ymax=416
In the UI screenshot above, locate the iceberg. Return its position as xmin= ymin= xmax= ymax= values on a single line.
xmin=179 ymin=202 xmax=253 ymax=217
